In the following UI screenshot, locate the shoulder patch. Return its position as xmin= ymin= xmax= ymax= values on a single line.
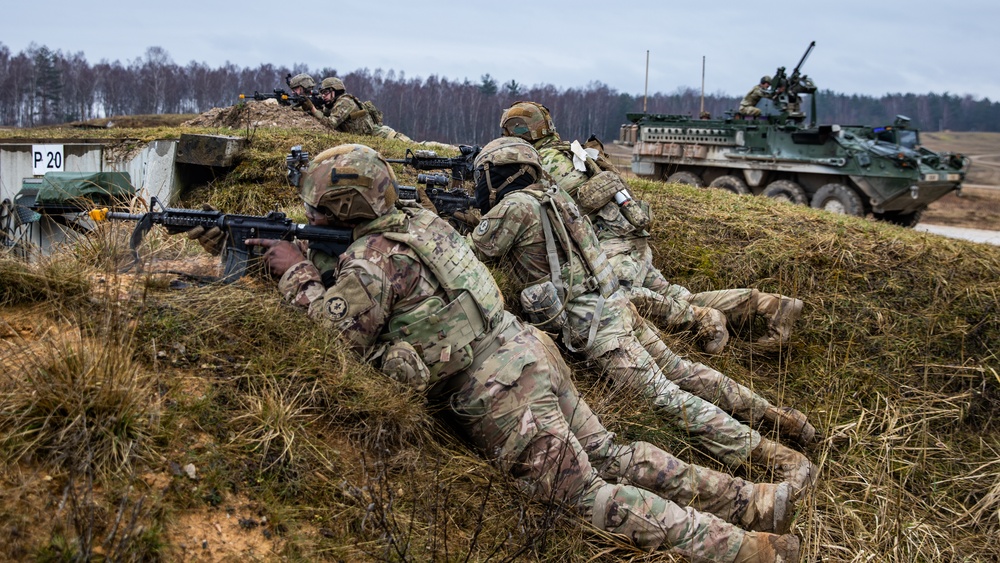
xmin=326 ymin=296 xmax=349 ymax=320
xmin=475 ymin=219 xmax=490 ymax=235
xmin=323 ymin=268 xmax=376 ymax=323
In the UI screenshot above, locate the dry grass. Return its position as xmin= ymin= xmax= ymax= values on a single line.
xmin=0 ymin=123 xmax=998 ymax=561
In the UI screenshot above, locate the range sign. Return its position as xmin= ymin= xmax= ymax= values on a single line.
xmin=32 ymin=144 xmax=65 ymax=175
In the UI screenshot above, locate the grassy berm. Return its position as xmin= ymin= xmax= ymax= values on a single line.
xmin=1 ymin=125 xmax=999 ymax=562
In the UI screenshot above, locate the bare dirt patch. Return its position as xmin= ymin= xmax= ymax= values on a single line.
xmin=183 ymin=101 xmax=334 ymax=133
xmin=161 ymin=495 xmax=284 ymax=562
xmin=920 ymin=185 xmax=1000 ymax=230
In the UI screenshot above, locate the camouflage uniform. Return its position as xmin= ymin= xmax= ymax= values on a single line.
xmin=532 ymin=134 xmax=809 ymax=440
xmin=471 ymin=182 xmax=763 ymax=467
xmin=313 ymin=92 xmax=412 ymax=142
xmin=739 ymin=84 xmax=771 ymax=117
xmin=273 ymin=144 xmax=794 ymax=561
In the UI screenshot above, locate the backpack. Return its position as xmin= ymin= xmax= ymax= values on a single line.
xmin=362 ymin=100 xmax=383 ymax=125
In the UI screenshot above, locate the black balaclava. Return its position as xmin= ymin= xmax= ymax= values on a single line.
xmin=474 ymin=163 xmax=536 ymax=213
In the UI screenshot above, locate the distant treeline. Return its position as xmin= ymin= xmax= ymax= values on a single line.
xmin=3 ymin=44 xmax=999 ymax=145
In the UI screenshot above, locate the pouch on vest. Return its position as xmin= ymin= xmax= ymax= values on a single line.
xmin=620 ymin=199 xmax=650 ymax=229
xmin=520 ymin=281 xmax=567 ymax=333
xmin=384 ymin=293 xmax=483 ymax=376
xmin=362 ymin=100 xmax=383 ymax=124
xmin=577 ymin=170 xmax=627 ymax=214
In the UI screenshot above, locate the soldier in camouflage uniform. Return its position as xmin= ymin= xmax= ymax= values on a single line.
xmin=499 ymin=102 xmax=816 ymax=447
xmin=468 ymin=137 xmax=818 ymax=503
xmin=298 ymin=76 xmax=413 ymax=141
xmin=739 ymin=76 xmax=778 ymax=118
xmin=231 ymin=143 xmax=802 ymax=562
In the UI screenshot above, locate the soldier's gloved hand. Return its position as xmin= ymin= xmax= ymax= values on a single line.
xmin=299 ymin=97 xmax=315 ymax=112
xmin=185 ymin=204 xmax=226 ymax=255
xmin=242 ymin=238 xmax=306 ymax=278
xmin=691 ymin=306 xmax=729 ymax=355
xmin=451 ymin=208 xmax=481 ymax=227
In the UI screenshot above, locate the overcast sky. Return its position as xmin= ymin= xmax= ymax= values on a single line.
xmin=4 ymin=0 xmax=999 ymax=102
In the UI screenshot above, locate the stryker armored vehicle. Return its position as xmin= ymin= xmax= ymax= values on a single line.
xmin=618 ymin=42 xmax=970 ymax=226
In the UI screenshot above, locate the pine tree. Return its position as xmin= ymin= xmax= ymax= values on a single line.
xmin=33 ymin=46 xmax=62 ymax=124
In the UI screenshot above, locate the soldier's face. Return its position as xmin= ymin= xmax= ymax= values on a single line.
xmin=320 ymin=89 xmax=335 ymax=102
xmin=305 ymin=204 xmax=331 ymax=226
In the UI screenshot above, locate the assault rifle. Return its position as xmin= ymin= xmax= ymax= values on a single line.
xmin=239 ymin=88 xmax=323 ymax=109
xmin=396 ymin=177 xmax=477 ymax=234
xmin=239 ymin=89 xmax=292 ymax=104
xmin=89 ymin=197 xmax=352 ymax=283
xmin=286 ymin=145 xmax=310 ymax=188
xmin=386 ymin=144 xmax=481 ymax=187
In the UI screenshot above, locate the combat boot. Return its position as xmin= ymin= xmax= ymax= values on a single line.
xmin=734 ymin=532 xmax=801 ymax=563
xmin=764 ymin=406 xmax=819 ymax=446
xmin=751 ymin=438 xmax=818 ymax=499
xmin=755 ymin=294 xmax=804 ymax=349
xmin=738 ymin=482 xmax=795 ymax=534
xmin=692 ymin=305 xmax=729 ymax=354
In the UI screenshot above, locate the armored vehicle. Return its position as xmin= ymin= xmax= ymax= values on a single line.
xmin=618 ymin=43 xmax=970 ymax=226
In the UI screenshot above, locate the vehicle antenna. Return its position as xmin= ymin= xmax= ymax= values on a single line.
xmin=643 ymin=50 xmax=649 ymax=113
xmin=700 ymin=55 xmax=706 ymax=117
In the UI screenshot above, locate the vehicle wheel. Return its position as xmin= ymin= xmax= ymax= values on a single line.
xmin=761 ymin=180 xmax=808 ymax=205
xmin=709 ymin=175 xmax=751 ymax=195
xmin=873 ymin=210 xmax=923 ymax=228
xmin=666 ymin=171 xmax=704 ymax=187
xmin=810 ymin=183 xmax=865 ymax=217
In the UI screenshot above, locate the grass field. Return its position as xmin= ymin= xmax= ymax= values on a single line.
xmin=1 ymin=122 xmax=999 ymax=562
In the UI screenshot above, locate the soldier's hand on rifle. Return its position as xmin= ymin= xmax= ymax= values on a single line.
xmin=299 ymin=97 xmax=315 ymax=112
xmin=185 ymin=204 xmax=226 ymax=255
xmin=243 ymin=238 xmax=306 ymax=277
xmin=451 ymin=208 xmax=481 ymax=228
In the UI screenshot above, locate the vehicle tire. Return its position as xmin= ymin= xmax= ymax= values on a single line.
xmin=810 ymin=183 xmax=865 ymax=217
xmin=873 ymin=210 xmax=923 ymax=228
xmin=761 ymin=180 xmax=808 ymax=205
xmin=708 ymin=175 xmax=751 ymax=195
xmin=666 ymin=171 xmax=704 ymax=187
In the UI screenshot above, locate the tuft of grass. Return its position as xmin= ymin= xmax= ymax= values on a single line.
xmin=0 ymin=254 xmax=91 ymax=306
xmin=0 ymin=325 xmax=158 ymax=478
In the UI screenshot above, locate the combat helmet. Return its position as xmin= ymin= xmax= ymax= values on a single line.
xmin=760 ymin=75 xmax=772 ymax=85
xmin=473 ymin=137 xmax=542 ymax=208
xmin=500 ymin=101 xmax=556 ymax=142
xmin=300 ymin=144 xmax=398 ymax=222
xmin=320 ymin=77 xmax=345 ymax=93
xmin=289 ymin=73 xmax=317 ymax=90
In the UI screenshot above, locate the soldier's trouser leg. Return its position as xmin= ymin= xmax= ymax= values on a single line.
xmin=688 ymin=289 xmax=803 ymax=347
xmin=633 ymin=309 xmax=775 ymax=424
xmin=686 ymin=288 xmax=758 ymax=329
xmin=543 ymin=337 xmax=780 ymax=531
xmin=628 ymin=285 xmax=696 ymax=330
xmin=591 ymin=331 xmax=760 ymax=467
xmin=442 ymin=322 xmax=746 ymax=559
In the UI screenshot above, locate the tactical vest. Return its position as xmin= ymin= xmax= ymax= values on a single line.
xmin=531 ymin=186 xmax=618 ymax=300
xmin=373 ymin=208 xmax=505 ymax=373
xmin=543 ymin=142 xmax=647 ymax=239
xmin=341 ymin=94 xmax=377 ymax=135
